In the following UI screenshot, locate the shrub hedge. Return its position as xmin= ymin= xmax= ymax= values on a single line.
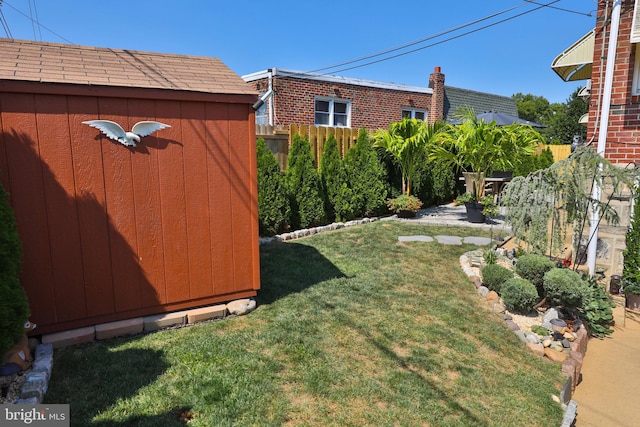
xmin=514 ymin=254 xmax=555 ymax=296
xmin=500 ymin=278 xmax=539 ymax=313
xmin=320 ymin=134 xmax=355 ymax=222
xmin=481 ymin=264 xmax=514 ymax=294
xmin=542 ymin=268 xmax=588 ymax=308
xmin=0 ymin=180 xmax=29 ymax=356
xmin=344 ymin=128 xmax=387 ymax=217
xmin=285 ymin=134 xmax=326 ymax=229
xmin=257 ymin=138 xmax=290 ymax=236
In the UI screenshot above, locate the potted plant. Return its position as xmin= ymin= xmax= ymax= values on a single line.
xmin=455 ymin=193 xmax=497 ymax=223
xmin=622 ymin=193 xmax=640 ymax=310
xmin=387 ymin=194 xmax=423 ymax=218
xmin=429 ymin=107 xmax=541 ymax=213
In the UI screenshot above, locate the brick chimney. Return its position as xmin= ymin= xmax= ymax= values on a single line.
xmin=428 ymin=66 xmax=445 ymax=123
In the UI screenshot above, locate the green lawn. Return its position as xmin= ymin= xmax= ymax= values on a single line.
xmin=45 ymin=222 xmax=564 ymax=426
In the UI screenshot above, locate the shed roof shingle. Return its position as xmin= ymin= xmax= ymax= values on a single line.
xmin=0 ymin=38 xmax=257 ymax=96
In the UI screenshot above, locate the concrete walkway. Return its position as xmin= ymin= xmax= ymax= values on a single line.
xmin=392 ymin=202 xmax=512 ymax=234
xmin=572 ymin=297 xmax=640 ymax=427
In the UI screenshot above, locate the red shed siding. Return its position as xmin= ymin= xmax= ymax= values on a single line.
xmin=248 ymin=76 xmax=432 ymax=130
xmin=0 ymin=91 xmax=260 ymax=334
xmin=588 ymin=1 xmax=640 ymax=164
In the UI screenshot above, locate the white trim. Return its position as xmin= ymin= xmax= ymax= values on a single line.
xmin=632 ymin=0 xmax=640 ymax=43
xmin=633 ymin=44 xmax=640 ymax=95
xmin=242 ymin=68 xmax=432 ymax=94
xmin=402 ymin=108 xmax=428 ymax=120
xmin=314 ymin=96 xmax=351 ymax=127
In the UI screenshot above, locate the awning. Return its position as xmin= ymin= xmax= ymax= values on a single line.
xmin=551 ymin=30 xmax=595 ymax=81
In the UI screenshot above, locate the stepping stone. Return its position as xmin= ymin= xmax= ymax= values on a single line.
xmin=434 ymin=235 xmax=462 ymax=245
xmin=398 ymin=235 xmax=434 ymax=243
xmin=463 ymin=236 xmax=493 ymax=246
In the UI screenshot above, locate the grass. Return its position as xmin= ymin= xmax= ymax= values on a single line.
xmin=45 ymin=222 xmax=564 ymax=426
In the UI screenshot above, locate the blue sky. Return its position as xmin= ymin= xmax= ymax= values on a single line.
xmin=0 ymin=0 xmax=596 ymax=103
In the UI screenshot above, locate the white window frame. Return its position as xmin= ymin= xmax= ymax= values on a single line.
xmin=402 ymin=108 xmax=427 ymax=120
xmin=633 ymin=44 xmax=640 ymax=96
xmin=314 ymin=97 xmax=351 ymax=127
xmin=255 ymin=102 xmax=268 ymax=125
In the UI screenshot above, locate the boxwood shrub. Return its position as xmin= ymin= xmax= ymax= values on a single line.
xmin=543 ymin=268 xmax=588 ymax=308
xmin=514 ymin=254 xmax=555 ymax=296
xmin=481 ymin=264 xmax=514 ymax=294
xmin=501 ymin=278 xmax=539 ymax=313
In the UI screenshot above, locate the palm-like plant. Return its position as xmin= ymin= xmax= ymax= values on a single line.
xmin=373 ymin=118 xmax=446 ymax=196
xmin=429 ymin=107 xmax=541 ymax=201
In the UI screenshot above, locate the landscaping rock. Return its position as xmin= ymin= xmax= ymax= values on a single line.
xmin=505 ymin=320 xmax=520 ymax=331
xmin=227 ymin=299 xmax=257 ymax=316
xmin=563 ymin=331 xmax=577 ymax=342
xmin=545 ymin=348 xmax=569 ymax=363
xmin=485 ymin=291 xmax=499 ymax=302
xmin=477 ymin=286 xmax=490 ymax=297
xmin=525 ymin=332 xmax=540 ymax=344
xmin=500 ymin=313 xmax=512 ymax=320
xmin=492 ymin=303 xmax=506 ymax=314
xmin=526 ymin=342 xmax=545 ymax=357
xmin=515 ymin=330 xmax=527 ymax=343
xmin=543 ymin=308 xmax=560 ymax=323
xmin=542 ymin=339 xmax=553 ymax=348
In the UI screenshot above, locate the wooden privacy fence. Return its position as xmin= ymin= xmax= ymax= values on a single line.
xmin=540 ymin=144 xmax=572 ymax=162
xmin=255 ymin=125 xmax=574 ymax=171
xmin=256 ymin=124 xmax=360 ymax=170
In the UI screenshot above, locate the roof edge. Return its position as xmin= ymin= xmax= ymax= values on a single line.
xmin=242 ymin=68 xmax=433 ymax=94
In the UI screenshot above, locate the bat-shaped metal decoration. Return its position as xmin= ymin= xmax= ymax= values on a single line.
xmin=82 ymin=120 xmax=170 ymax=147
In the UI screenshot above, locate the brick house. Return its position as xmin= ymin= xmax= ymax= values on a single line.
xmin=551 ymin=0 xmax=640 ymax=277
xmin=242 ymin=67 xmax=518 ymax=129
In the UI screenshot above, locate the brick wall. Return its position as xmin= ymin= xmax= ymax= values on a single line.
xmin=589 ymin=0 xmax=640 ymax=165
xmin=247 ymin=76 xmax=433 ymax=130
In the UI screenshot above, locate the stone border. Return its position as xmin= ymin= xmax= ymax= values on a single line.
xmin=459 ymin=251 xmax=583 ymax=426
xmin=262 ymin=217 xmax=380 ymax=244
xmin=6 ymin=298 xmax=256 ymax=405
xmin=460 ymin=251 xmax=589 ymax=427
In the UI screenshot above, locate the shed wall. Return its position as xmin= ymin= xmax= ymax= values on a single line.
xmin=0 ymin=91 xmax=260 ymax=334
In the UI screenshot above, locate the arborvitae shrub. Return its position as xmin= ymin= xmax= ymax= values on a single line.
xmin=501 ymin=278 xmax=539 ymax=312
xmin=481 ymin=264 xmax=514 ymax=294
xmin=344 ymin=128 xmax=387 ymax=217
xmin=622 ymin=193 xmax=640 ymax=295
xmin=543 ymin=268 xmax=588 ymax=308
xmin=0 ymin=180 xmax=29 ymax=356
xmin=514 ymin=254 xmax=555 ymax=296
xmin=514 ymin=147 xmax=555 ymax=177
xmin=415 ymin=159 xmax=457 ymax=207
xmin=285 ymin=134 xmax=326 ymax=229
xmin=256 ymin=138 xmax=290 ymax=236
xmin=320 ymin=134 xmax=355 ymax=222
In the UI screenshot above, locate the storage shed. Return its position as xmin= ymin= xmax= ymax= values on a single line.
xmin=0 ymin=39 xmax=260 ymax=334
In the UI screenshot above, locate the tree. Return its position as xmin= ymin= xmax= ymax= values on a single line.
xmin=320 ymin=134 xmax=354 ymax=222
xmin=344 ymin=128 xmax=387 ymax=217
xmin=429 ymin=107 xmax=541 ymax=201
xmin=256 ymin=138 xmax=290 ymax=236
xmin=513 ymin=92 xmax=552 ymax=124
xmin=0 ymin=179 xmax=29 ymax=356
xmin=373 ymin=118 xmax=446 ymax=196
xmin=502 ymin=147 xmax=638 ymax=257
xmin=285 ymin=134 xmax=326 ymax=229
xmin=544 ymin=87 xmax=588 ymax=145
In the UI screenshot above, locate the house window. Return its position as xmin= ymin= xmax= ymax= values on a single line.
xmin=402 ymin=108 xmax=427 ymax=120
xmin=315 ymin=97 xmax=350 ymax=127
xmin=255 ymin=103 xmax=268 ymax=125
